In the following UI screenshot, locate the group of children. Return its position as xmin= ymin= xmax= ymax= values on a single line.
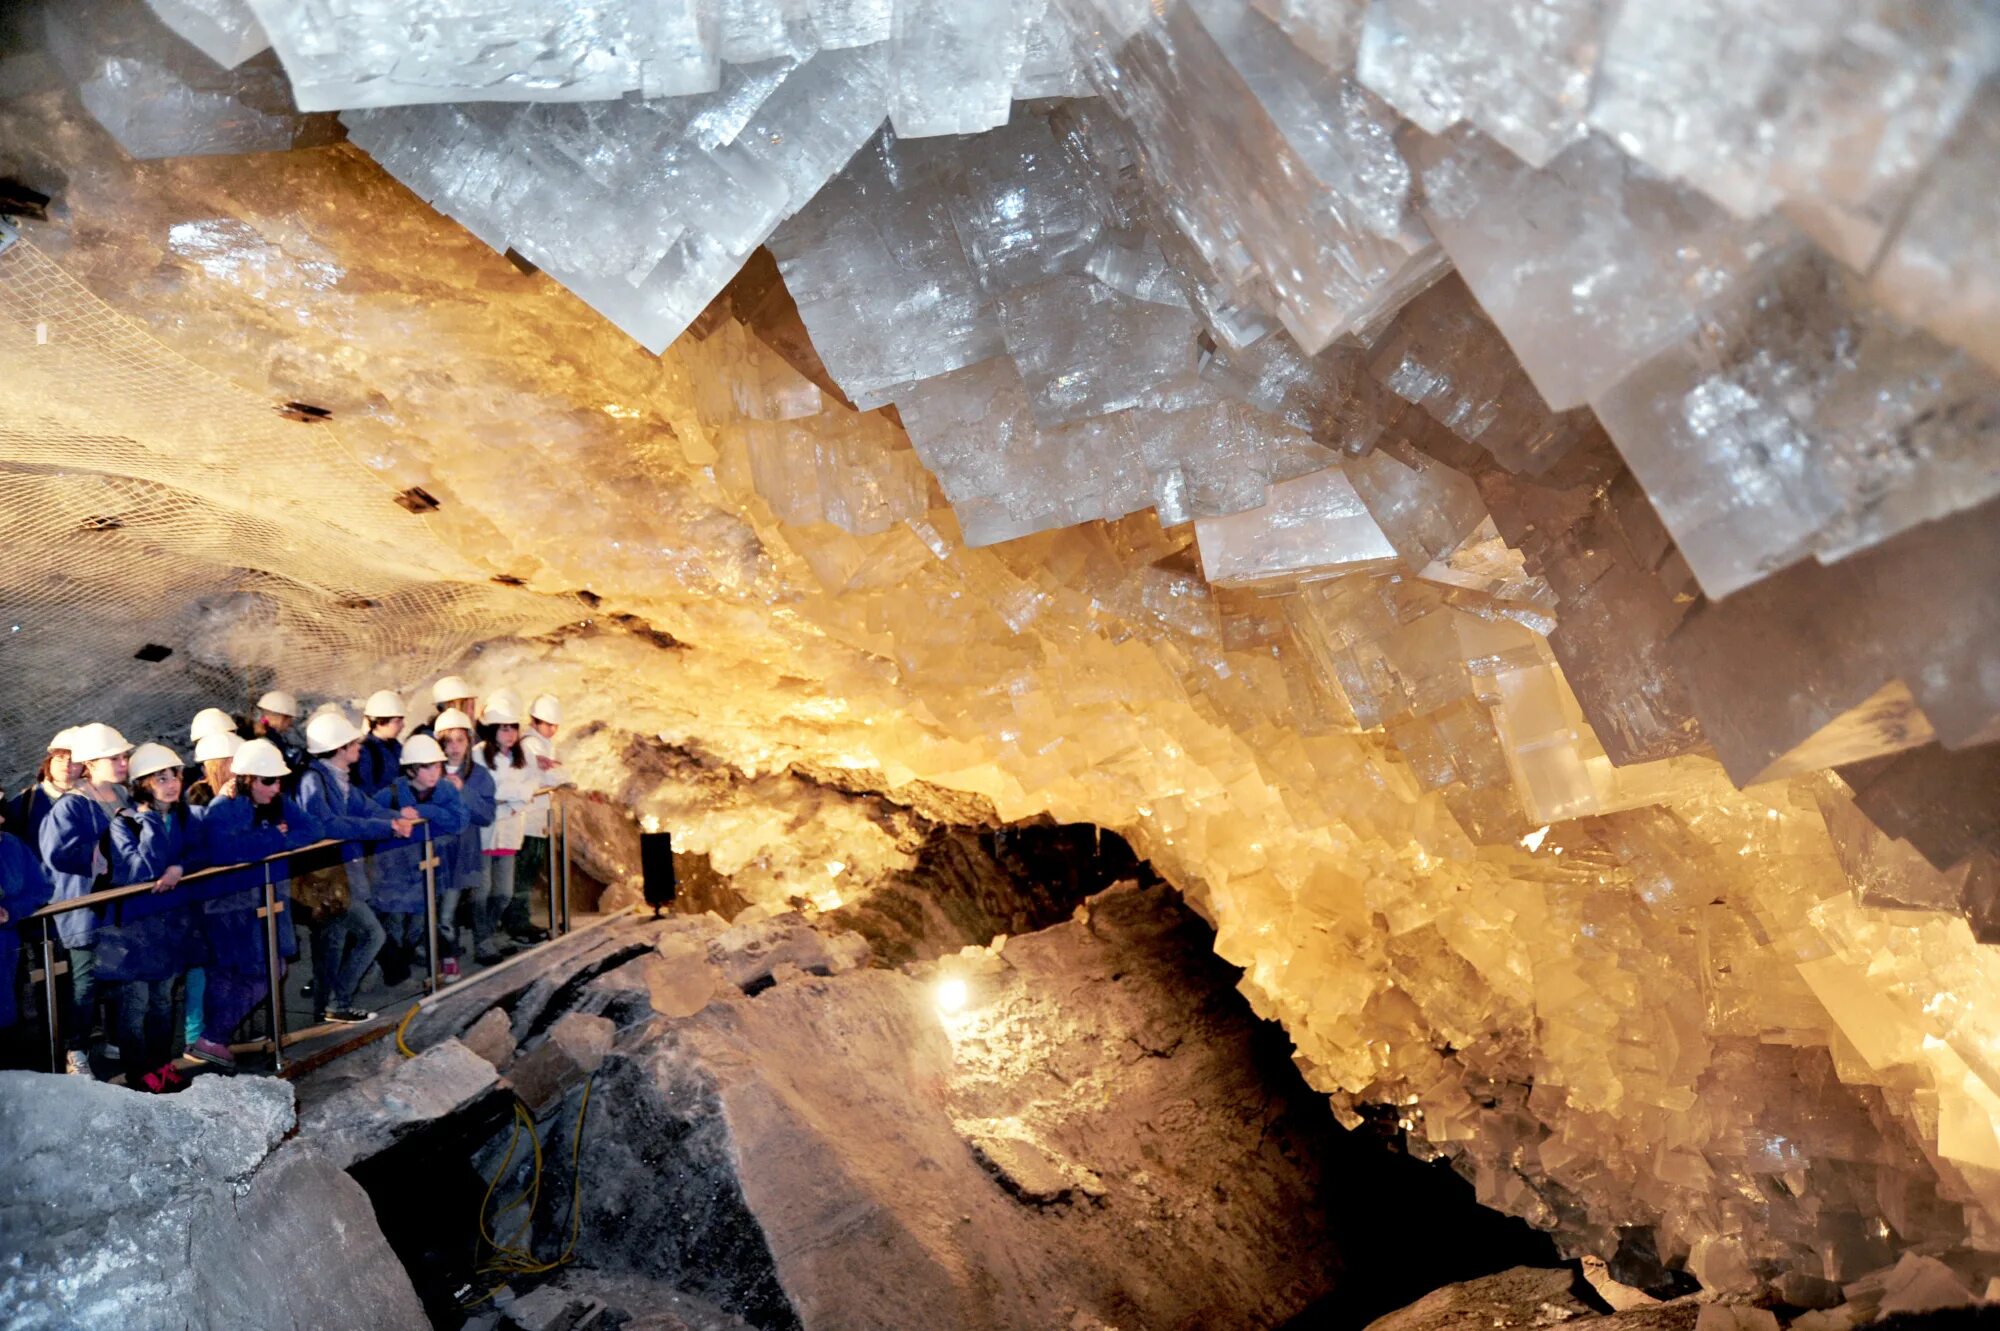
xmin=0 ymin=675 xmax=568 ymax=1091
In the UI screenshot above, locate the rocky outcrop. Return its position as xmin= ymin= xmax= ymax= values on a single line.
xmin=0 ymin=1071 xmax=428 ymax=1331
xmin=292 ymin=889 xmax=1356 ymax=1329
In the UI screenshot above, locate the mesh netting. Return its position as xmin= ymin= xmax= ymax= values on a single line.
xmin=0 ymin=230 xmax=582 ymax=767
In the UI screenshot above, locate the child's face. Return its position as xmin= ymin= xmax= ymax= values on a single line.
xmin=408 ymin=762 xmax=443 ymax=792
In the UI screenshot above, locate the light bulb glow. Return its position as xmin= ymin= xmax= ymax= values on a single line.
xmin=935 ymin=977 xmax=968 ymax=1014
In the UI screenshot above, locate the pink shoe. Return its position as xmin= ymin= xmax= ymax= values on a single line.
xmin=188 ymin=1038 xmax=237 ymax=1073
xmin=440 ymin=958 xmax=461 ymax=983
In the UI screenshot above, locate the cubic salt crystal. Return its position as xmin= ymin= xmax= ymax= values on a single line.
xmin=1189 ymin=0 xmax=1428 ymax=252
xmin=1586 ymin=0 xmax=1999 ymax=220
xmin=1060 ymin=0 xmax=1440 ymax=352
xmin=887 ymin=0 xmax=1028 ymax=138
xmin=735 ymin=406 xmax=931 ymax=535
xmin=347 ymin=45 xmax=888 ymax=354
xmin=946 ymin=115 xmax=1103 ymax=293
xmin=1409 ymin=127 xmax=1785 ymax=411
xmin=50 ymin=0 xmax=336 ymax=159
xmin=1355 ymin=0 xmax=1606 ymax=169
xmin=1667 ymin=497 xmax=2000 ymax=785
xmin=1593 ymin=244 xmax=2000 ymax=601
xmin=1246 ymin=0 xmax=1361 ymax=73
xmin=1199 ymin=331 xmax=1386 ymax=456
xmin=143 ymin=0 xmax=270 ymax=69
xmin=1868 ymin=81 xmax=2000 ymax=374
xmin=1194 ymin=465 xmax=1397 ymax=589
xmin=1365 ymin=274 xmax=1595 ymax=475
xmin=1083 ymin=229 xmax=1189 ymax=311
xmin=1342 ymin=444 xmax=1485 ymax=573
xmin=997 ymin=273 xmax=1200 ymax=425
xmin=245 ymin=0 xmax=657 ymax=110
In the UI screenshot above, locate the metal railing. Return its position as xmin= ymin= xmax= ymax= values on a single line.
xmin=22 ymin=786 xmax=578 ymax=1076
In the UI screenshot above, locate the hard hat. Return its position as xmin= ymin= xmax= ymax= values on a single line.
xmin=482 ymin=688 xmax=521 ymax=720
xmin=433 ymin=707 xmax=475 ymax=734
xmin=364 ymin=689 xmax=405 ymax=719
xmin=479 ymin=695 xmax=522 ymax=725
xmin=256 ymin=690 xmax=300 ymax=717
xmin=432 ymin=675 xmax=474 ymax=705
xmin=529 ymin=694 xmax=562 ymax=724
xmin=47 ymin=726 xmax=81 ymax=753
xmin=305 ymin=711 xmax=364 ymax=755
xmin=232 ymin=737 xmax=291 ymax=779
xmin=194 ymin=731 xmax=243 ymax=763
xmin=399 ymin=733 xmax=447 ymax=766
xmin=189 ymin=707 xmax=238 ymax=742
xmin=70 ymin=723 xmax=134 ymax=763
xmin=129 ymin=743 xmax=184 ymax=782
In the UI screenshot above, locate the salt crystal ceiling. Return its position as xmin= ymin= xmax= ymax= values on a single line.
xmin=4 ymin=0 xmax=1999 ymax=1299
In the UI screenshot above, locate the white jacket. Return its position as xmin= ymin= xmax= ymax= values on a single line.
xmin=475 ymin=745 xmax=542 ymax=853
xmin=521 ymin=732 xmax=570 ymax=837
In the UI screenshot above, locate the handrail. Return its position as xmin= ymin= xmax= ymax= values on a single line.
xmin=24 ymin=779 xmax=562 ymax=920
xmin=23 ymin=825 xmax=427 ymax=921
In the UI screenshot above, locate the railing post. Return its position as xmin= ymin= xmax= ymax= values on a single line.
xmin=559 ymin=792 xmax=572 ymax=936
xmin=422 ymin=820 xmax=441 ymax=996
xmin=259 ymin=861 xmax=286 ymax=1073
xmin=34 ymin=919 xmax=64 ymax=1074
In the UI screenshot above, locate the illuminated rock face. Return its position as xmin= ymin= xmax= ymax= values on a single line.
xmin=4 ymin=0 xmax=2000 ymax=1303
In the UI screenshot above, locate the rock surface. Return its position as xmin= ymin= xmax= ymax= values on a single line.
xmin=290 ymin=893 xmax=1361 ymax=1330
xmin=0 ymin=1070 xmax=428 ymax=1331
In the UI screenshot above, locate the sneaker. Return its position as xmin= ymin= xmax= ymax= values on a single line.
xmin=101 ymin=1043 xmax=122 ymax=1064
xmin=474 ymin=948 xmax=506 ymax=966
xmin=440 ymin=958 xmax=461 ymax=983
xmin=508 ymin=926 xmax=550 ymax=945
xmin=138 ymin=1067 xmax=173 ymax=1094
xmin=160 ymin=1063 xmax=189 ymax=1091
xmin=64 ymin=1049 xmax=94 ymax=1077
xmin=188 ymin=1038 xmax=237 ymax=1072
xmin=324 ymin=1007 xmax=376 ymax=1025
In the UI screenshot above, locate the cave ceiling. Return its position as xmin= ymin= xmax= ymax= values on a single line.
xmin=2 ymin=0 xmax=1998 ymax=1295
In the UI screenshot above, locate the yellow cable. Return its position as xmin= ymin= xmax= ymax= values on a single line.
xmin=461 ymin=1071 xmax=598 ymax=1299
xmin=394 ymin=1002 xmax=419 ymax=1059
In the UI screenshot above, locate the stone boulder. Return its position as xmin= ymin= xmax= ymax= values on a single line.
xmin=0 ymin=1070 xmax=428 ymax=1330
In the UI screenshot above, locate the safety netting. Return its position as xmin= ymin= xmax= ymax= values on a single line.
xmin=0 ymin=228 xmax=583 ymax=764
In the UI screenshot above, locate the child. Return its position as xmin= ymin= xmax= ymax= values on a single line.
xmin=367 ymin=734 xmax=466 ymax=985
xmin=433 ymin=709 xmax=493 ymax=980
xmin=355 ymin=690 xmax=406 ymax=797
xmin=0 ymin=822 xmax=52 ymax=1070
xmin=472 ymin=697 xmax=539 ymax=965
xmin=188 ymin=738 xmax=320 ymax=1070
xmin=296 ymin=711 xmax=412 ymax=1024
xmin=104 ymin=743 xmax=202 ymax=1092
xmin=9 ymin=729 xmax=82 ymax=853
xmin=37 ymin=722 xmax=134 ymax=1077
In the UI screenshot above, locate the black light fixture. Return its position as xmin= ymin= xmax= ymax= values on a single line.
xmin=640 ymin=828 xmax=678 ymax=916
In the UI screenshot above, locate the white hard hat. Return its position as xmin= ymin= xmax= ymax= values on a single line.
xmin=305 ymin=711 xmax=364 ymax=755
xmin=433 ymin=707 xmax=475 ymax=734
xmin=364 ymin=689 xmax=405 ymax=719
xmin=232 ymin=737 xmax=290 ymax=779
xmin=399 ymin=733 xmax=447 ymax=766
xmin=482 ymin=688 xmax=521 ymax=720
xmin=129 ymin=743 xmax=184 ymax=782
xmin=194 ymin=731 xmax=243 ymax=763
xmin=479 ymin=695 xmax=522 ymax=725
xmin=256 ymin=690 xmax=300 ymax=717
xmin=70 ymin=723 xmax=134 ymax=763
xmin=189 ymin=707 xmax=238 ymax=742
xmin=47 ymin=726 xmax=81 ymax=753
xmin=528 ymin=694 xmax=562 ymax=724
xmin=432 ymin=675 xmax=474 ymax=705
